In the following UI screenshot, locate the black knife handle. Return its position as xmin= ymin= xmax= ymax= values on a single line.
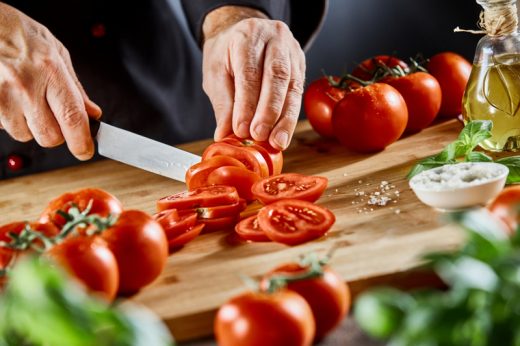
xmin=89 ymin=118 xmax=101 ymax=138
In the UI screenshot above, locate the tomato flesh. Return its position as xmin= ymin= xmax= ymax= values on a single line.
xmin=200 ymin=215 xmax=239 ymax=233
xmin=157 ymin=185 xmax=240 ymax=212
xmin=252 ymin=173 xmax=328 ymax=204
xmin=235 ymin=215 xmax=271 ymax=242
xmin=186 ymin=155 xmax=246 ymax=190
xmin=202 ymin=142 xmax=270 ymax=178
xmin=169 ymin=223 xmax=204 ymax=250
xmin=193 ymin=200 xmax=247 ymax=219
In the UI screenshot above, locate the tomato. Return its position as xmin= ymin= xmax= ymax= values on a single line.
xmin=252 ymin=173 xmax=328 ymax=204
xmin=427 ymin=52 xmax=471 ymax=117
xmin=200 ymin=215 xmax=239 ymax=233
xmin=303 ymin=77 xmax=347 ymax=138
xmin=207 ymin=166 xmax=261 ymax=201
xmin=215 ymin=290 xmax=315 ymax=346
xmin=262 ymin=263 xmax=351 ymax=341
xmin=154 ymin=210 xmax=198 ymax=240
xmin=488 ymin=185 xmax=520 ymax=235
xmin=352 ymin=55 xmax=409 ymax=81
xmin=332 ymin=83 xmax=408 ymax=152
xmin=235 ymin=215 xmax=270 ymax=242
xmin=257 ymin=199 xmax=335 ymax=246
xmin=202 ymin=142 xmax=270 ymax=178
xmin=101 ymin=210 xmax=168 ymax=294
xmin=186 ymin=155 xmax=246 ymax=190
xmin=157 ymin=185 xmax=239 ymax=212
xmin=40 ymin=188 xmax=123 ymax=228
xmin=193 ymin=200 xmax=246 ymax=219
xmin=168 ymin=223 xmax=204 ymax=250
xmin=46 ymin=235 xmax=119 ymax=301
xmin=382 ymin=72 xmax=442 ymax=132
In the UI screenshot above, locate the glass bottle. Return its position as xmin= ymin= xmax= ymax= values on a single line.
xmin=462 ymin=0 xmax=520 ymax=151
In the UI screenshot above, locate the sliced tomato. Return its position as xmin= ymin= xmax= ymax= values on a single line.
xmin=202 ymin=142 xmax=269 ymax=178
xmin=157 ymin=185 xmax=240 ymax=212
xmin=156 ymin=211 xmax=198 ymax=240
xmin=193 ymin=200 xmax=247 ymax=219
xmin=252 ymin=173 xmax=328 ymax=204
xmin=186 ymin=155 xmax=246 ymax=190
xmin=207 ymin=166 xmax=262 ymax=201
xmin=168 ymin=223 xmax=205 ymax=250
xmin=153 ymin=209 xmax=179 ymax=226
xmin=222 ymin=135 xmax=283 ymax=176
xmin=235 ymin=215 xmax=271 ymax=242
xmin=200 ymin=215 xmax=239 ymax=233
xmin=258 ymin=199 xmax=335 ymax=246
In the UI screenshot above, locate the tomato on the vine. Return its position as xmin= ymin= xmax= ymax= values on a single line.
xmin=252 ymin=173 xmax=328 ymax=204
xmin=352 ymin=55 xmax=409 ymax=81
xmin=215 ymin=290 xmax=315 ymax=346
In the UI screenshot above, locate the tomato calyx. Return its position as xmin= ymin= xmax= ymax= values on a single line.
xmin=58 ymin=201 xmax=119 ymax=239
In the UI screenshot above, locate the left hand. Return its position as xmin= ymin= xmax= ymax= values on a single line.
xmin=202 ymin=8 xmax=305 ymax=150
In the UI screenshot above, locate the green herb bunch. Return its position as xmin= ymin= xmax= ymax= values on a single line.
xmin=354 ymin=209 xmax=520 ymax=346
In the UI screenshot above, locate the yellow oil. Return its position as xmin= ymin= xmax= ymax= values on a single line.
xmin=462 ymin=53 xmax=520 ymax=151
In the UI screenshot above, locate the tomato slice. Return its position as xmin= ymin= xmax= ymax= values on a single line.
xmin=257 ymin=199 xmax=335 ymax=245
xmin=202 ymin=142 xmax=270 ymax=178
xmin=235 ymin=215 xmax=271 ymax=242
xmin=222 ymin=135 xmax=283 ymax=176
xmin=200 ymin=215 xmax=239 ymax=233
xmin=153 ymin=208 xmax=179 ymax=225
xmin=157 ymin=185 xmax=240 ymax=212
xmin=192 ymin=200 xmax=247 ymax=219
xmin=186 ymin=155 xmax=246 ymax=190
xmin=207 ymin=166 xmax=262 ymax=201
xmin=169 ymin=223 xmax=205 ymax=250
xmin=252 ymin=173 xmax=328 ymax=204
xmin=155 ymin=210 xmax=198 ymax=240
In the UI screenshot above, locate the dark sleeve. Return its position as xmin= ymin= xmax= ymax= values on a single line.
xmin=180 ymin=0 xmax=291 ymax=45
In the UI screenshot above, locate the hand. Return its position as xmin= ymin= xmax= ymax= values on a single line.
xmin=0 ymin=3 xmax=101 ymax=160
xmin=202 ymin=6 xmax=305 ymax=150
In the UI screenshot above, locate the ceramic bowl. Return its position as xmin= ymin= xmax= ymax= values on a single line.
xmin=409 ymin=162 xmax=509 ymax=211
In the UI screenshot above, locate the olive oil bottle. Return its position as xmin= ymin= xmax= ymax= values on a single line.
xmin=462 ymin=0 xmax=520 ymax=151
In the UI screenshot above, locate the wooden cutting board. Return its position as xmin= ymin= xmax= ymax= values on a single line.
xmin=0 ymin=119 xmax=467 ymax=341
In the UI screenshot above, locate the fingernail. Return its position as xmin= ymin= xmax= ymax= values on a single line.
xmin=75 ymin=141 xmax=94 ymax=161
xmin=237 ymin=122 xmax=250 ymax=138
xmin=253 ymin=123 xmax=270 ymax=141
xmin=274 ymin=131 xmax=289 ymax=150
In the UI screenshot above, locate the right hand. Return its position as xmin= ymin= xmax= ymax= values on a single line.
xmin=0 ymin=3 xmax=101 ymax=160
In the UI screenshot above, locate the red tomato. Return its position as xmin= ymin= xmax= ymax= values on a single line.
xmin=488 ymin=186 xmax=520 ymax=235
xmin=303 ymin=77 xmax=347 ymax=138
xmin=382 ymin=72 xmax=442 ymax=132
xmin=207 ymin=166 xmax=262 ymax=201
xmin=221 ymin=135 xmax=284 ymax=176
xmin=193 ymin=200 xmax=246 ymax=219
xmin=154 ymin=210 xmax=198 ymax=240
xmin=168 ymin=223 xmax=204 ymax=250
xmin=258 ymin=199 xmax=335 ymax=246
xmin=200 ymin=215 xmax=239 ymax=233
xmin=262 ymin=263 xmax=351 ymax=341
xmin=157 ymin=185 xmax=240 ymax=212
xmin=332 ymin=83 xmax=408 ymax=152
xmin=202 ymin=142 xmax=270 ymax=178
xmin=101 ymin=210 xmax=168 ymax=294
xmin=252 ymin=173 xmax=328 ymax=205
xmin=352 ymin=55 xmax=409 ymax=81
xmin=215 ymin=290 xmax=315 ymax=346
xmin=46 ymin=235 xmax=119 ymax=301
xmin=40 ymin=188 xmax=123 ymax=228
xmin=235 ymin=215 xmax=270 ymax=242
xmin=186 ymin=155 xmax=246 ymax=190
xmin=427 ymin=52 xmax=471 ymax=117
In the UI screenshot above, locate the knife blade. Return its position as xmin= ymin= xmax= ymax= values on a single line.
xmin=90 ymin=120 xmax=201 ymax=182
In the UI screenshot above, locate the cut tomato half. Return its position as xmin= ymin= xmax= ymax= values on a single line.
xmin=252 ymin=173 xmax=328 ymax=204
xmin=157 ymin=185 xmax=240 ymax=212
xmin=168 ymin=223 xmax=205 ymax=250
xmin=235 ymin=215 xmax=271 ymax=242
xmin=207 ymin=166 xmax=261 ymax=201
xmin=257 ymin=199 xmax=335 ymax=245
xmin=202 ymin=142 xmax=269 ymax=178
xmin=186 ymin=155 xmax=246 ymax=190
xmin=200 ymin=215 xmax=239 ymax=233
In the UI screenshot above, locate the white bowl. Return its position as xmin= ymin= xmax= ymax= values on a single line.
xmin=409 ymin=162 xmax=509 ymax=211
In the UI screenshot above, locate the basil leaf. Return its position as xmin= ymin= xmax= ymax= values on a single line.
xmin=465 ymin=151 xmax=493 ymax=162
xmin=406 ymin=158 xmax=448 ymax=179
xmin=496 ymin=156 xmax=520 ymax=184
xmin=457 ymin=120 xmax=493 ymax=149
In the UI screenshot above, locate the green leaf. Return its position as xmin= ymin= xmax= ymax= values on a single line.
xmin=435 ymin=256 xmax=498 ymax=292
xmin=496 ymin=156 xmax=520 ymax=184
xmin=407 ymin=159 xmax=447 ymax=179
xmin=457 ymin=120 xmax=493 ymax=149
xmin=465 ymin=151 xmax=493 ymax=163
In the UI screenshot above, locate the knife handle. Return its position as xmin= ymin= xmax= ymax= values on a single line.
xmin=89 ymin=118 xmax=101 ymax=138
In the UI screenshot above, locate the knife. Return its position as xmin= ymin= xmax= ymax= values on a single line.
xmin=90 ymin=120 xmax=201 ymax=182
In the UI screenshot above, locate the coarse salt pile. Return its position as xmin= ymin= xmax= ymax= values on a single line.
xmin=410 ymin=162 xmax=507 ymax=191
xmin=352 ymin=179 xmax=401 ymax=214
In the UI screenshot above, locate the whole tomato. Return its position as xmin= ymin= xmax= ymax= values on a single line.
xmin=332 ymin=83 xmax=408 ymax=152
xmin=303 ymin=77 xmax=347 ymax=138
xmin=382 ymin=72 xmax=442 ymax=133
xmin=46 ymin=235 xmax=119 ymax=301
xmin=488 ymin=185 xmax=520 ymax=235
xmin=352 ymin=55 xmax=409 ymax=81
xmin=427 ymin=52 xmax=471 ymax=117
xmin=101 ymin=210 xmax=168 ymax=294
xmin=215 ymin=290 xmax=315 ymax=346
xmin=262 ymin=263 xmax=351 ymax=341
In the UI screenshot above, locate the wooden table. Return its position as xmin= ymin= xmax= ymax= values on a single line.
xmin=0 ymin=119 xmax=465 ymax=342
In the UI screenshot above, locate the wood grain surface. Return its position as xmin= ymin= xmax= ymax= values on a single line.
xmin=0 ymin=119 xmax=466 ymax=341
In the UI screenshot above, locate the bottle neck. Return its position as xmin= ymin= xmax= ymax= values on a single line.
xmin=477 ymin=0 xmax=518 ymax=36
